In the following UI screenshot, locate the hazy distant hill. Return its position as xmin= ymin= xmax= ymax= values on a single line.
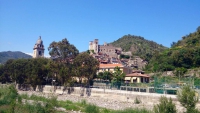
xmin=110 ymin=34 xmax=167 ymax=61
xmin=0 ymin=51 xmax=32 ymax=64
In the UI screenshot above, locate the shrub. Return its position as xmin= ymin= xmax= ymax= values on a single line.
xmin=81 ymin=99 xmax=87 ymax=105
xmin=64 ymin=104 xmax=79 ymax=111
xmin=0 ymin=85 xmax=18 ymax=105
xmin=134 ymin=97 xmax=141 ymax=104
xmin=102 ymin=108 xmax=111 ymax=113
xmin=177 ymin=85 xmax=199 ymax=113
xmin=153 ymin=96 xmax=176 ymax=113
xmin=85 ymin=104 xmax=100 ymax=113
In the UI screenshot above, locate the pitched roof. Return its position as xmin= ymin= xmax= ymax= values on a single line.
xmin=132 ymin=70 xmax=145 ymax=73
xmin=126 ymin=73 xmax=150 ymax=78
xmin=99 ymin=64 xmax=124 ymax=68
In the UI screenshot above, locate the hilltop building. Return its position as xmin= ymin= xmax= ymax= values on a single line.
xmin=89 ymin=39 xmax=122 ymax=58
xmin=33 ymin=36 xmax=45 ymax=58
xmin=89 ymin=39 xmax=99 ymax=53
xmin=89 ymin=39 xmax=148 ymax=70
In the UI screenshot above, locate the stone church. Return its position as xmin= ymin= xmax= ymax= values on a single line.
xmin=33 ymin=36 xmax=45 ymax=58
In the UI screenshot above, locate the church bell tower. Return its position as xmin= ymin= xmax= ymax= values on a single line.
xmin=33 ymin=36 xmax=45 ymax=58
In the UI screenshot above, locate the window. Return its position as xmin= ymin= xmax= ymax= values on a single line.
xmin=39 ymin=51 xmax=42 ymax=55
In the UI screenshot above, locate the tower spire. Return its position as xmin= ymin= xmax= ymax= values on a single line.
xmin=33 ymin=36 xmax=45 ymax=58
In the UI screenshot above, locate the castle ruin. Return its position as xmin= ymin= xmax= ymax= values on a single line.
xmin=89 ymin=39 xmax=122 ymax=58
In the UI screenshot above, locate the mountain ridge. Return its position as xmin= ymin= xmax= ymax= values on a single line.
xmin=110 ymin=34 xmax=167 ymax=61
xmin=0 ymin=51 xmax=32 ymax=64
xmin=145 ymin=26 xmax=200 ymax=72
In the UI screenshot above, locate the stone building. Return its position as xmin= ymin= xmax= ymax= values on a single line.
xmin=33 ymin=36 xmax=45 ymax=58
xmin=89 ymin=39 xmax=122 ymax=58
xmin=89 ymin=39 xmax=99 ymax=53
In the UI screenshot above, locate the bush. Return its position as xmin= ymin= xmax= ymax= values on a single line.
xmin=153 ymin=96 xmax=176 ymax=113
xmin=102 ymin=108 xmax=111 ymax=113
xmin=0 ymin=85 xmax=18 ymax=105
xmin=85 ymin=104 xmax=100 ymax=113
xmin=134 ymin=97 xmax=141 ymax=104
xmin=177 ymin=85 xmax=199 ymax=113
xmin=64 ymin=104 xmax=79 ymax=111
xmin=81 ymin=99 xmax=87 ymax=106
xmin=0 ymin=84 xmax=59 ymax=113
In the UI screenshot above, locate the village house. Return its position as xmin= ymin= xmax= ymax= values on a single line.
xmin=98 ymin=64 xmax=132 ymax=75
xmin=125 ymin=70 xmax=150 ymax=83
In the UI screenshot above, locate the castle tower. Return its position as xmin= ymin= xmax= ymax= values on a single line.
xmin=89 ymin=41 xmax=93 ymax=50
xmin=93 ymin=39 xmax=99 ymax=53
xmin=33 ymin=36 xmax=45 ymax=58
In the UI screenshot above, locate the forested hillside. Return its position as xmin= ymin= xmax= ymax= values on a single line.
xmin=145 ymin=26 xmax=200 ymax=72
xmin=111 ymin=34 xmax=167 ymax=61
xmin=0 ymin=51 xmax=32 ymax=64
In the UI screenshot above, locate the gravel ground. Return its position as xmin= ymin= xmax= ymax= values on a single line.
xmin=18 ymin=90 xmax=200 ymax=113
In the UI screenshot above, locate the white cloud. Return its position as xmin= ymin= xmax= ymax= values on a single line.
xmin=25 ymin=52 xmax=33 ymax=57
xmin=44 ymin=54 xmax=50 ymax=58
xmin=25 ymin=52 xmax=50 ymax=58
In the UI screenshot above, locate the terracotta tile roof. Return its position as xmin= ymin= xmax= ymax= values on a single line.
xmin=99 ymin=64 xmax=123 ymax=68
xmin=132 ymin=70 xmax=144 ymax=73
xmin=126 ymin=73 xmax=150 ymax=78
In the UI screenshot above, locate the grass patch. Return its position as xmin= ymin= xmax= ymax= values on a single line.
xmin=0 ymin=84 xmax=152 ymax=113
xmin=59 ymin=100 xmax=82 ymax=112
xmin=113 ymin=108 xmax=152 ymax=113
xmin=85 ymin=104 xmax=100 ymax=113
xmin=0 ymin=85 xmax=57 ymax=113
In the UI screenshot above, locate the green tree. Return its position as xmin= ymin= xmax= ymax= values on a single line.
xmin=57 ymin=63 xmax=72 ymax=86
xmin=171 ymin=42 xmax=177 ymax=47
xmin=111 ymin=67 xmax=125 ymax=89
xmin=153 ymin=96 xmax=177 ymax=113
xmin=96 ymin=72 xmax=104 ymax=81
xmin=27 ymin=58 xmax=50 ymax=90
xmin=73 ymin=52 xmax=99 ymax=85
xmin=0 ymin=59 xmax=16 ymax=83
xmin=48 ymin=38 xmax=79 ymax=86
xmin=96 ymin=71 xmax=113 ymax=82
xmin=112 ymin=66 xmax=125 ymax=82
xmin=102 ymin=71 xmax=112 ymax=82
xmin=0 ymin=64 xmax=4 ymax=80
xmin=48 ymin=38 xmax=79 ymax=63
xmin=196 ymin=26 xmax=200 ymax=32
xmin=173 ymin=67 xmax=187 ymax=78
xmin=12 ymin=59 xmax=30 ymax=85
xmin=177 ymin=85 xmax=199 ymax=113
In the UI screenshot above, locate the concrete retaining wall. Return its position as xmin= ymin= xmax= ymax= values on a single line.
xmin=12 ymin=84 xmax=200 ymax=99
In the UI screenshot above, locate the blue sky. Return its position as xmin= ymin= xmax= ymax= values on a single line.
xmin=0 ymin=0 xmax=200 ymax=57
